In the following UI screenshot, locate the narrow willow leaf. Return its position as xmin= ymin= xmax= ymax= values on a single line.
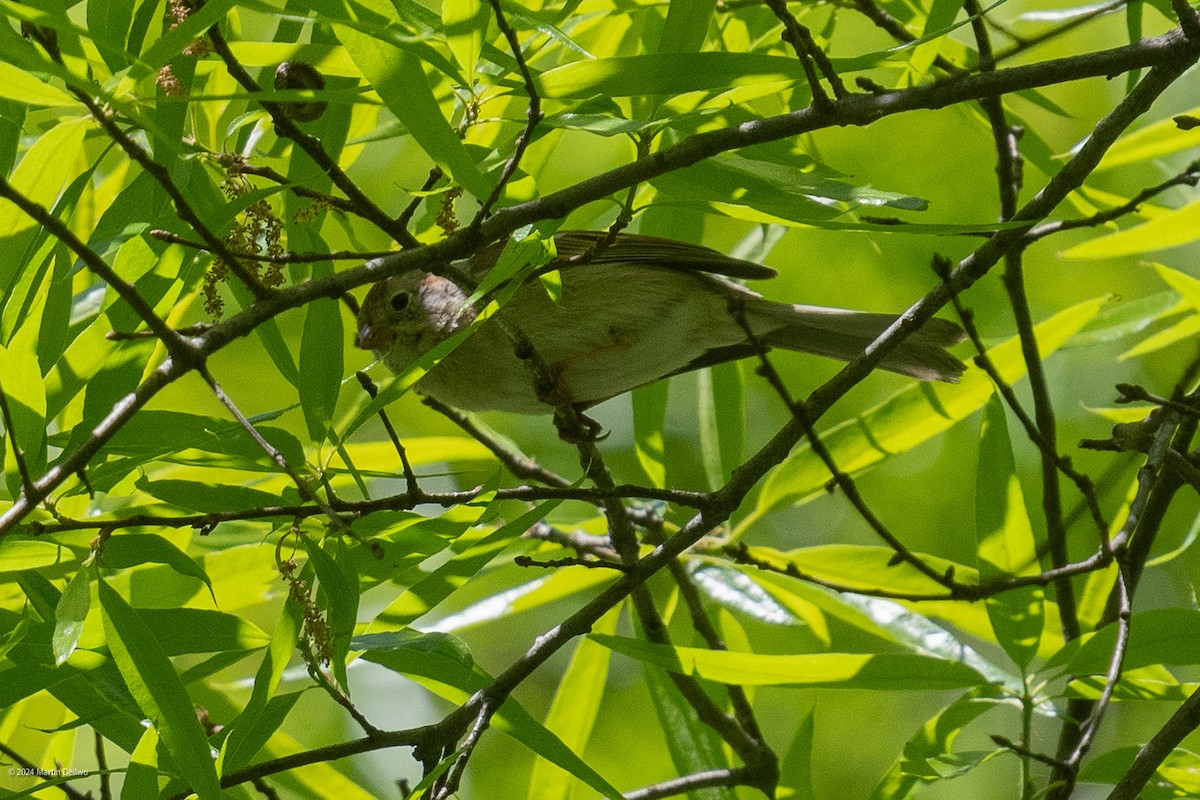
xmin=866 ymin=687 xmax=1007 ymax=800
xmin=1151 ymin=263 xmax=1200 ymax=310
xmin=0 ymin=538 xmax=64 ymax=572
xmin=101 ymin=533 xmax=214 ymax=599
xmin=443 ymin=0 xmax=487 ymax=74
xmin=98 ymin=579 xmax=223 ymax=800
xmin=134 ymin=476 xmax=284 ymax=514
xmin=779 ymin=711 xmax=817 ymax=800
xmin=1120 ymin=314 xmax=1200 ymax=360
xmin=658 ymin=0 xmax=715 ymax=53
xmin=1044 ymin=608 xmax=1200 ymax=676
xmin=0 ymin=115 xmax=89 ymax=237
xmin=371 ymin=490 xmax=557 ymax=630
xmin=698 ymin=362 xmax=745 ymax=490
xmin=754 ymin=297 xmax=1105 ymax=516
xmin=52 ymin=570 xmax=90 ymax=666
xmin=0 ymin=62 xmax=77 ymax=107
xmin=632 ymin=381 xmax=669 ymax=488
xmin=591 ymin=635 xmax=986 ymax=689
xmin=1062 ymin=200 xmax=1200 ymax=259
xmin=304 ymin=537 xmax=359 ymax=691
xmin=526 ymin=605 xmax=620 ymax=800
xmin=1066 ymin=290 xmax=1183 ymax=348
xmin=137 ymin=608 xmax=271 ymax=655
xmin=365 ymin=644 xmax=624 ymax=800
xmin=428 ymin=569 xmax=615 ymax=633
xmin=298 ymin=294 xmax=343 ymax=444
xmin=87 ymin=0 xmax=134 ymax=72
xmin=120 ymin=725 xmax=160 ymax=800
xmin=50 ymin=573 xmax=90 ymax=666
xmin=975 ymin=397 xmax=1043 ymax=670
xmin=1097 ymin=104 xmax=1200 ymax=170
xmin=633 ymin=608 xmax=735 ymax=800
xmin=688 ymin=561 xmax=797 ymax=625
xmin=337 ymin=27 xmax=491 ymax=199
xmin=219 ymin=583 xmax=306 ymax=774
xmin=538 ymin=52 xmax=802 ymax=98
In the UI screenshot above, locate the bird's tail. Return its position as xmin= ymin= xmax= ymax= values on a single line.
xmin=749 ymin=301 xmax=968 ymax=382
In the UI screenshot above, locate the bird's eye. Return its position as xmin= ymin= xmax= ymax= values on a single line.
xmin=390 ymin=292 xmax=410 ymax=312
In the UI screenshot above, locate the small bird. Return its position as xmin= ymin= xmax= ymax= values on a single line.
xmin=355 ymin=231 xmax=965 ymax=416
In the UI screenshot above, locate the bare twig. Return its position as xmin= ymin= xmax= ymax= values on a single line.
xmin=932 ymin=255 xmax=1109 ymax=542
xmin=0 ymin=179 xmax=194 ymax=361
xmin=471 ymin=0 xmax=543 ymax=224
xmin=205 ymin=26 xmax=419 ymax=249
xmin=421 ymin=395 xmax=571 ymax=487
xmin=0 ymin=380 xmax=35 ymax=499
xmin=760 ymin=0 xmax=838 ymax=104
xmin=150 ymin=229 xmax=395 ymax=264
xmin=355 ymin=372 xmax=422 ymax=497
xmin=1025 ymin=159 xmax=1200 ymax=242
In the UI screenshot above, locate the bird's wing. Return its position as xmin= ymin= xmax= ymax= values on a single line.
xmin=464 ymin=231 xmax=777 ymax=282
xmin=550 ymin=231 xmax=779 ymax=280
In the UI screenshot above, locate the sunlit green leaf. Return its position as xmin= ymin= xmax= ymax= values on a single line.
xmin=752 ymin=297 xmax=1105 ymax=516
xmin=592 ymin=634 xmax=987 ymax=689
xmin=98 ymin=579 xmax=223 ymax=800
xmin=52 ymin=569 xmax=89 ymax=666
xmin=526 ymin=605 xmax=619 ymax=800
xmin=975 ymin=397 xmax=1043 ymax=670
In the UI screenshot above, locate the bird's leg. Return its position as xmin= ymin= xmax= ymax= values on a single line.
xmin=500 ymin=320 xmax=607 ymax=442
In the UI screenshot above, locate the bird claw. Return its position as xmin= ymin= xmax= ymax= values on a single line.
xmin=553 ymin=408 xmax=607 ymax=443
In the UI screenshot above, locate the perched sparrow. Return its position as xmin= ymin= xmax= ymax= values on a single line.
xmin=355 ymin=232 xmax=965 ymax=415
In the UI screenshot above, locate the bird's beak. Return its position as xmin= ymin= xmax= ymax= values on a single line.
xmin=355 ymin=323 xmax=390 ymax=351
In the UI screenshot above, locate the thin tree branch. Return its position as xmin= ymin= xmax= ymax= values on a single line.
xmin=472 ymin=0 xmax=543 ymax=224
xmin=205 ymin=25 xmax=420 ymax=249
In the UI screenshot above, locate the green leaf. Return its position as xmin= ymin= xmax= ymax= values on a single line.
xmin=1061 ymin=199 xmax=1200 ymax=259
xmin=98 ymin=579 xmax=223 ymax=800
xmin=304 ymin=536 xmax=359 ymax=690
xmin=632 ymin=381 xmax=669 ymax=488
xmin=975 ymin=397 xmax=1043 ymax=670
xmin=526 ymin=605 xmax=619 ymax=800
xmin=658 ymin=0 xmax=715 ymax=53
xmin=0 ymin=538 xmax=65 ymax=572
xmin=298 ymin=295 xmax=344 ymax=444
xmin=443 ymin=0 xmax=488 ymax=74
xmin=867 ymin=687 xmax=1007 ymax=800
xmin=697 ymin=362 xmax=744 ymax=489
xmin=121 ymin=725 xmax=161 ymax=800
xmin=538 ymin=52 xmax=802 ymax=98
xmin=219 ymin=591 xmax=306 ymax=774
xmin=1045 ymin=608 xmax=1200 ymax=675
xmin=0 ymin=115 xmax=89 ymax=236
xmin=52 ymin=569 xmax=90 ymax=666
xmin=353 ymin=629 xmax=474 ymax=670
xmin=1066 ymin=290 xmax=1182 ymax=348
xmin=688 ymin=561 xmax=797 ymax=626
xmin=0 ymin=62 xmax=77 ymax=107
xmin=138 ymin=608 xmax=271 ymax=656
xmin=753 ymin=297 xmax=1106 ymax=516
xmin=371 ymin=492 xmax=555 ymax=629
xmin=591 ymin=635 xmax=986 ymax=689
xmin=101 ymin=534 xmax=214 ymax=598
xmin=364 ymin=638 xmax=624 ymax=800
xmin=134 ymin=476 xmax=284 ymax=514
xmin=336 ymin=26 xmax=491 ymax=199
xmin=1081 ymin=745 xmax=1200 ymax=794
xmin=87 ymin=0 xmax=134 ymax=71
xmin=1098 ymin=104 xmax=1200 ymax=170
xmin=780 ymin=711 xmax=817 ymax=799
xmin=642 ymin=644 xmax=734 ymax=800
xmin=1121 ymin=313 xmax=1200 ymax=360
